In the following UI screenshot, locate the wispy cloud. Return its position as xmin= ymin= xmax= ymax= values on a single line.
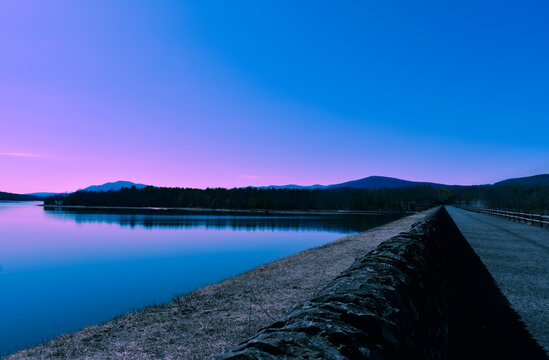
xmin=0 ymin=152 xmax=47 ymax=158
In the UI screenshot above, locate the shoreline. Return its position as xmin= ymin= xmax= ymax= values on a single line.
xmin=41 ymin=204 xmax=413 ymax=216
xmin=5 ymin=208 xmax=434 ymax=360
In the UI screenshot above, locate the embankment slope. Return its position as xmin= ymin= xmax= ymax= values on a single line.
xmin=5 ymin=210 xmax=434 ymax=360
xmin=214 ymin=207 xmax=547 ymax=359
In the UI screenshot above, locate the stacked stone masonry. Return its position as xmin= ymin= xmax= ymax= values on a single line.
xmin=213 ymin=207 xmax=548 ymax=360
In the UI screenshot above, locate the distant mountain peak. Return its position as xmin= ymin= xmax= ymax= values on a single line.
xmin=327 ymin=176 xmax=451 ymax=189
xmin=81 ymin=181 xmax=149 ymax=192
xmin=255 ymin=175 xmax=455 ymax=190
xmin=264 ymin=173 xmax=549 ymax=190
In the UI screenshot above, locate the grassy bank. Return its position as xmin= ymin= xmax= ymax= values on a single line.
xmin=4 ymin=209 xmax=434 ymax=360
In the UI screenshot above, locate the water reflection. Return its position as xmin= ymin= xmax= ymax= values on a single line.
xmin=43 ymin=206 xmax=401 ymax=233
xmin=1 ymin=202 xmax=404 ymax=356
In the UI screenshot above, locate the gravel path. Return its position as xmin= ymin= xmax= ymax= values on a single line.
xmin=446 ymin=206 xmax=549 ymax=352
xmin=4 ymin=209 xmax=434 ymax=360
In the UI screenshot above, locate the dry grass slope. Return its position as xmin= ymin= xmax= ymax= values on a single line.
xmin=4 ymin=209 xmax=435 ymax=360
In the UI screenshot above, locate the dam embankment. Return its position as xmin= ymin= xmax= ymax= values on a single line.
xmin=7 ymin=207 xmax=546 ymax=359
xmin=214 ymin=207 xmax=548 ymax=359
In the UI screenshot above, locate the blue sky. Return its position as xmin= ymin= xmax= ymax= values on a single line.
xmin=1 ymin=1 xmax=548 ymax=192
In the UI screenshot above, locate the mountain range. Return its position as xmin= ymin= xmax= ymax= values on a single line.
xmin=327 ymin=176 xmax=455 ymax=189
xmin=24 ymin=181 xmax=149 ymax=197
xmin=79 ymin=181 xmax=149 ymax=192
xmin=264 ymin=174 xmax=549 ymax=190
xmin=3 ymin=173 xmax=547 ymax=200
xmin=265 ymin=176 xmax=459 ymax=189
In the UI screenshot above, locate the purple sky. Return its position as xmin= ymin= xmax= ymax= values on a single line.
xmin=1 ymin=1 xmax=548 ymax=193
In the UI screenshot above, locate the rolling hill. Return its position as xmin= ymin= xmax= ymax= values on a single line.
xmin=0 ymin=192 xmax=42 ymax=201
xmin=328 ymin=176 xmax=452 ymax=189
xmin=80 ymin=181 xmax=149 ymax=192
xmin=494 ymin=174 xmax=549 ymax=186
xmin=265 ymin=176 xmax=456 ymax=190
xmin=26 ymin=192 xmax=61 ymax=197
xmin=15 ymin=174 xmax=549 ymax=198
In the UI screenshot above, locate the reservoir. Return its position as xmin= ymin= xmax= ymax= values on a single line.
xmin=0 ymin=201 xmax=404 ymax=356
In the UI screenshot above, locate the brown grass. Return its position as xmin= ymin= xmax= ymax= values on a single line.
xmin=4 ymin=209 xmax=434 ymax=360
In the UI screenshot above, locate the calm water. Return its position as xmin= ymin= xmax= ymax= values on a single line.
xmin=0 ymin=201 xmax=404 ymax=355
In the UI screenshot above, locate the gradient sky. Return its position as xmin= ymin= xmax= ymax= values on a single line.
xmin=1 ymin=1 xmax=548 ymax=193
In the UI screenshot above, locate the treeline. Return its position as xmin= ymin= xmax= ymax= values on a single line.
xmin=455 ymin=185 xmax=549 ymax=212
xmin=0 ymin=191 xmax=41 ymax=201
xmin=43 ymin=184 xmax=549 ymax=212
xmin=44 ymin=185 xmax=456 ymax=212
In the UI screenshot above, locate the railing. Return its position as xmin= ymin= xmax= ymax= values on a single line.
xmin=465 ymin=208 xmax=549 ymax=228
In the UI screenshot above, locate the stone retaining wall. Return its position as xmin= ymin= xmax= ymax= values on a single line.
xmin=213 ymin=207 xmax=548 ymax=360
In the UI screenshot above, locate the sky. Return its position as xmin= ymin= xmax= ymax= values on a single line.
xmin=1 ymin=1 xmax=548 ymax=193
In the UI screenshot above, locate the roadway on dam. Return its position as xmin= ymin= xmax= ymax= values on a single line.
xmin=446 ymin=206 xmax=549 ymax=353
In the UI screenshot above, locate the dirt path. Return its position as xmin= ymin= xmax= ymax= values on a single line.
xmin=5 ymin=209 xmax=434 ymax=360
